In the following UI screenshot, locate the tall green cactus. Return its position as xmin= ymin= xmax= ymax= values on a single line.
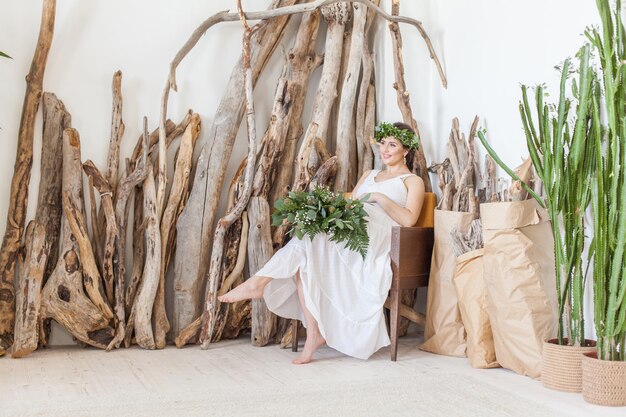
xmin=586 ymin=0 xmax=626 ymax=361
xmin=477 ymin=45 xmax=597 ymax=347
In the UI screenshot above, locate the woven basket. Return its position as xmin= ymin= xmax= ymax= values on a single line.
xmin=582 ymin=352 xmax=626 ymax=406
xmin=542 ymin=338 xmax=596 ymax=393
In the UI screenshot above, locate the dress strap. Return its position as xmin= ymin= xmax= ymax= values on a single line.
xmin=397 ymin=173 xmax=417 ymax=179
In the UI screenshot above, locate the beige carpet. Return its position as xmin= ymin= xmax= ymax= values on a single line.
xmin=0 ymin=335 xmax=621 ymax=417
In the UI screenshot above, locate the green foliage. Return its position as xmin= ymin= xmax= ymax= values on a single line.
xmin=272 ymin=186 xmax=370 ymax=258
xmin=374 ymin=122 xmax=419 ymax=150
xmin=585 ymin=0 xmax=626 ymax=361
xmin=0 ymin=51 xmax=11 ymax=59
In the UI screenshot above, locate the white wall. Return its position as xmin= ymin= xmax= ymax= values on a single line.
xmin=1 ymin=0 xmax=601 ymax=343
xmin=387 ymin=0 xmax=599 ymax=168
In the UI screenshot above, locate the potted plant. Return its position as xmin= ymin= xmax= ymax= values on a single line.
xmin=477 ymin=42 xmax=598 ymax=392
xmin=580 ymin=0 xmax=626 ymax=406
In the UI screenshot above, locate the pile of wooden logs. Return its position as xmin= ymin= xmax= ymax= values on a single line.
xmin=0 ymin=0 xmax=445 ymax=357
xmin=430 ymin=116 xmax=535 ymax=257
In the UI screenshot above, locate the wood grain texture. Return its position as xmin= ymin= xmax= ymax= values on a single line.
xmin=0 ymin=0 xmax=56 ymax=350
xmin=12 ymin=222 xmax=48 ymax=358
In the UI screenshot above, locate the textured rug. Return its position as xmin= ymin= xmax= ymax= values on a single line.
xmin=3 ymin=372 xmax=570 ymax=417
xmin=0 ymin=337 xmax=615 ymax=417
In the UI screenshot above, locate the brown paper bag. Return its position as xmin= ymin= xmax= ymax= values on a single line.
xmin=453 ymin=249 xmax=499 ymax=369
xmin=481 ymin=199 xmax=557 ymax=378
xmin=420 ymin=210 xmax=471 ymax=357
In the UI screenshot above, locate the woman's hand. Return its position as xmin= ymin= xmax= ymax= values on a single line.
xmin=362 ymin=192 xmax=381 ymax=203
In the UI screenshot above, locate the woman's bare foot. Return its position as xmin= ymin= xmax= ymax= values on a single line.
xmin=218 ymin=276 xmax=270 ymax=303
xmin=292 ymin=332 xmax=326 ymax=365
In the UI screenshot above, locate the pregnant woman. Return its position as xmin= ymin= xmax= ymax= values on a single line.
xmin=220 ymin=122 xmax=425 ymax=364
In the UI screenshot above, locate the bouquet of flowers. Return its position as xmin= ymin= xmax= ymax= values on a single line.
xmin=271 ymin=186 xmax=370 ymax=258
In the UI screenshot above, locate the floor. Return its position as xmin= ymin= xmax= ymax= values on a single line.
xmin=1 ymin=333 xmax=623 ymax=417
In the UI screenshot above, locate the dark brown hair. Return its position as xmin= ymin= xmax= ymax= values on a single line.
xmin=392 ymin=122 xmax=416 ymax=168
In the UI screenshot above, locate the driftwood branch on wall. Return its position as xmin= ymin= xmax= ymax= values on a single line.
xmin=154 ymin=114 xmax=201 ymax=348
xmin=250 ymin=10 xmax=322 ymax=348
xmin=12 ymin=222 xmax=49 ymax=358
xmin=35 ymin=92 xmax=70 ymax=347
xmin=172 ymin=0 xmax=296 ymax=340
xmin=389 ymin=0 xmax=432 ymax=192
xmin=334 ymin=3 xmax=367 ymax=192
xmin=0 ymin=0 xmax=57 ymax=351
xmin=198 ymin=1 xmax=259 ymax=350
xmin=40 ymin=129 xmax=114 ymax=349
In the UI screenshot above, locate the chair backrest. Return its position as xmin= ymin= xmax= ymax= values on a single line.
xmin=414 ymin=192 xmax=437 ymax=228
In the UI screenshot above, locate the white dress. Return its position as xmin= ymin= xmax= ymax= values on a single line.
xmin=258 ymin=170 xmax=415 ymax=359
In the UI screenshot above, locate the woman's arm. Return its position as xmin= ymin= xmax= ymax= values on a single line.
xmin=368 ymin=176 xmax=425 ymax=227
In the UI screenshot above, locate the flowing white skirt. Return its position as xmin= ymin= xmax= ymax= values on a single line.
xmin=258 ymin=203 xmax=396 ymax=359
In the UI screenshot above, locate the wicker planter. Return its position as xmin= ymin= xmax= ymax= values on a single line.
xmin=541 ymin=338 xmax=597 ymax=392
xmin=582 ymin=352 xmax=626 ymax=406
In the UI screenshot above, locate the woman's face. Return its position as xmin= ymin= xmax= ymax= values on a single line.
xmin=378 ymin=136 xmax=407 ymax=166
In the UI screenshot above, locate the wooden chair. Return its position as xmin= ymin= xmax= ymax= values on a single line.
xmin=387 ymin=191 xmax=436 ymax=361
xmin=290 ymin=192 xmax=437 ymax=361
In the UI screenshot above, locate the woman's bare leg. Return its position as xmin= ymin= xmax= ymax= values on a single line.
xmin=293 ymin=270 xmax=325 ymax=365
xmin=218 ymin=275 xmax=272 ymax=303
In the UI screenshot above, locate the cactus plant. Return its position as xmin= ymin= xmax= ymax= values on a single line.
xmin=586 ymin=0 xmax=626 ymax=361
xmin=477 ymin=44 xmax=598 ymax=347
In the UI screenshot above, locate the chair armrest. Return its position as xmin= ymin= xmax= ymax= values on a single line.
xmin=390 ymin=226 xmax=434 ymax=289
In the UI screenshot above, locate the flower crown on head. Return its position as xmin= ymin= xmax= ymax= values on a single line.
xmin=374 ymin=122 xmax=419 ymax=150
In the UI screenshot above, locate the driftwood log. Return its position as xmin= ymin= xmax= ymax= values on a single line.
xmin=248 ymin=198 xmax=276 ymax=346
xmin=217 ymin=217 xmax=250 ymax=341
xmin=451 ymin=219 xmax=483 ymax=257
xmin=334 ymin=3 xmax=367 ymax=192
xmin=36 ymin=92 xmax=71 ymax=346
xmin=198 ymin=2 xmax=259 ymax=350
xmin=0 ymin=0 xmax=56 ymax=350
xmin=109 ymin=125 xmax=150 ymax=350
xmin=249 ymin=10 xmax=322 ymax=347
xmin=82 ymin=161 xmax=124 ymax=350
xmin=173 ymin=0 xmax=297 ymax=339
xmin=174 ymin=169 xmax=248 ymax=348
xmin=83 ymin=163 xmax=117 ymax=306
xmin=37 ymin=93 xmax=70 ymax=282
xmin=215 ymin=162 xmax=251 ymax=344
xmin=389 ymin=0 xmax=432 ymax=192
xmin=123 ymin=187 xmax=145 ymax=348
xmin=279 ymin=2 xmax=351 ymax=209
xmin=40 ymin=128 xmax=114 ymax=349
xmin=106 ymin=70 xmax=125 ymax=194
xmin=265 ymin=10 xmax=323 ymax=209
xmin=430 ymin=117 xmax=484 ymax=212
xmin=153 ymin=114 xmax=200 ymax=348
xmin=355 ymin=0 xmax=378 ymax=178
xmin=12 ymin=222 xmax=49 ymax=358
xmin=64 ymin=191 xmax=114 ymax=321
xmin=132 ymin=165 xmax=162 ymax=350
xmin=92 ymin=71 xmax=126 ymax=267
